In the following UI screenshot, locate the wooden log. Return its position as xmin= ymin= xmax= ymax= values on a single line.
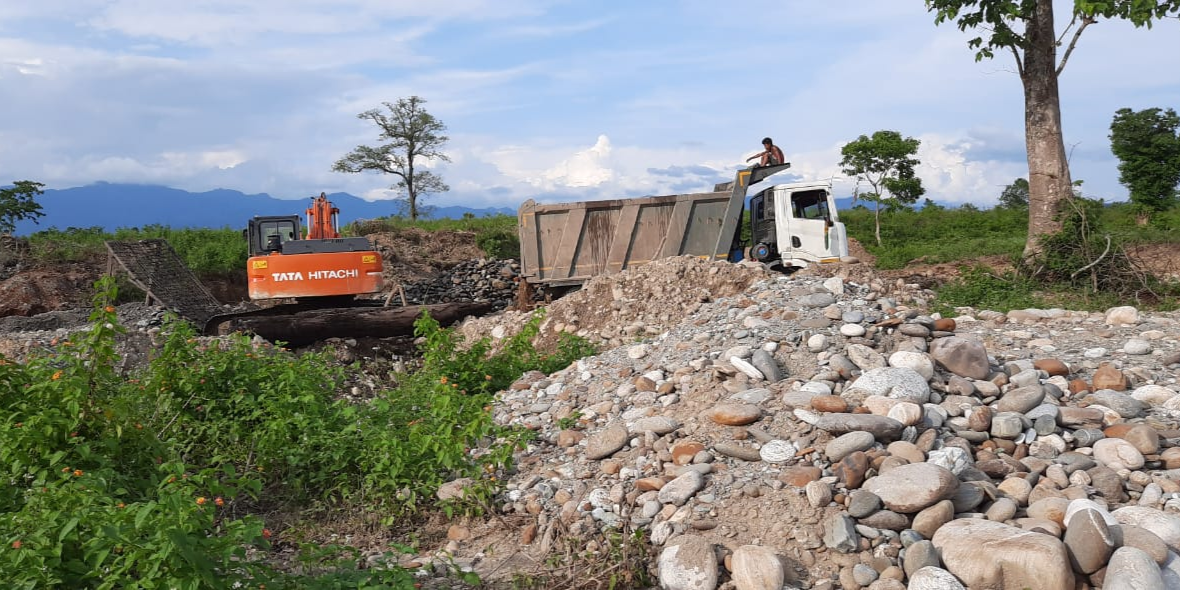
xmin=217 ymin=301 xmax=494 ymax=346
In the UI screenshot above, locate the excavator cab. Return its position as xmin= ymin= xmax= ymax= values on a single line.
xmin=248 ymin=216 xmax=301 ymax=256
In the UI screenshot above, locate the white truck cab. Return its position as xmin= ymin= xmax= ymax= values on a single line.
xmin=747 ymin=180 xmax=848 ymax=269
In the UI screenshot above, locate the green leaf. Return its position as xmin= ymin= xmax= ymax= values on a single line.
xmin=135 ymin=501 xmax=156 ymax=529
xmin=58 ymin=517 xmax=80 ymax=542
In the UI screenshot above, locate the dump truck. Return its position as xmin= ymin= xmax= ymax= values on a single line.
xmin=517 ymin=163 xmax=849 ymax=289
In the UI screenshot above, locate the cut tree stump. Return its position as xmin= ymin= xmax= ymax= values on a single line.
xmin=211 ymin=301 xmax=494 ymax=346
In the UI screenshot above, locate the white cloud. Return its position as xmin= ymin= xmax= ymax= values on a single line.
xmin=539 ymin=135 xmax=614 ymax=188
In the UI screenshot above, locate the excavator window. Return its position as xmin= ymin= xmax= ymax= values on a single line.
xmin=251 ymin=218 xmax=300 ymax=255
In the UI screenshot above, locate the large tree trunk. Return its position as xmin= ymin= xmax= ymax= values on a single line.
xmin=209 ymin=302 xmax=494 ymax=346
xmin=1020 ymin=0 xmax=1074 ymax=259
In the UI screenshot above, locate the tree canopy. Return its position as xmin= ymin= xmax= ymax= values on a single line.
xmin=1109 ymin=107 xmax=1180 ymax=213
xmin=998 ymin=178 xmax=1030 ymax=209
xmin=0 ymin=180 xmax=45 ymax=234
xmin=333 ymin=96 xmax=450 ymax=221
xmin=840 ymin=130 xmax=925 ymax=246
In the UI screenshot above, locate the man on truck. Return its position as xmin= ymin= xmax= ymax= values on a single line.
xmin=746 ymin=137 xmax=785 ymax=167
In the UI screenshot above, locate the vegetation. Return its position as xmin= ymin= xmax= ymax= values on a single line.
xmin=839 ymin=130 xmax=925 ymax=246
xmin=841 ymin=203 xmax=1027 ymax=269
xmin=1 ymin=181 xmax=45 ymax=235
xmin=21 ymin=226 xmax=248 ymax=276
xmin=348 ymin=213 xmax=521 ymax=259
xmin=1109 ymin=107 xmax=1180 ymax=215
xmin=333 ymin=96 xmax=451 ymax=221
xmin=841 ymin=198 xmax=1180 ymax=312
xmin=0 ymin=278 xmax=595 ymax=588
xmin=998 ymin=178 xmax=1029 ymax=210
xmin=926 ymin=0 xmax=1180 ymax=258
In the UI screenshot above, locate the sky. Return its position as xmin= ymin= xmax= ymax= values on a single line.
xmin=1 ymin=1 xmax=1178 ymax=211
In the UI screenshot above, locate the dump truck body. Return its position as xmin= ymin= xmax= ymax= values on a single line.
xmin=518 ymin=190 xmax=743 ymax=287
xmin=518 ymin=164 xmax=847 ymax=288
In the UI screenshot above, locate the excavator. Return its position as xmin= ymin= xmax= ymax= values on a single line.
xmin=105 ymin=193 xmax=491 ymax=346
xmin=244 ymin=193 xmax=384 ymax=300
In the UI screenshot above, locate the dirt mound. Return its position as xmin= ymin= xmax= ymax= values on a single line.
xmin=367 ymin=228 xmax=488 ymax=286
xmin=0 ymin=268 xmax=99 ymax=317
xmin=458 ymin=256 xmax=774 ymax=351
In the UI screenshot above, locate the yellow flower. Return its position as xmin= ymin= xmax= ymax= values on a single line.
xmin=51 ymin=370 xmax=63 ymax=381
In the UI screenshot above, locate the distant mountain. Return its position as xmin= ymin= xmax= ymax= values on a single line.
xmin=10 ymin=183 xmax=514 ymax=235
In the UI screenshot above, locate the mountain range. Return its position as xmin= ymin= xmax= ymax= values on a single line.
xmin=10 ymin=183 xmax=865 ymax=235
xmin=10 ymin=183 xmax=515 ymax=235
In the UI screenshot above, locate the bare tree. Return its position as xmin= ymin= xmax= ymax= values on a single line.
xmin=333 ymin=96 xmax=450 ymax=220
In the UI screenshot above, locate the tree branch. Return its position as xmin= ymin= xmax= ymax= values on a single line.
xmin=1070 ymin=234 xmax=1111 ymax=280
xmin=1056 ymin=13 xmax=1077 ymax=46
xmin=1056 ymin=15 xmax=1095 ymax=76
xmin=1009 ymin=45 xmax=1024 ymax=79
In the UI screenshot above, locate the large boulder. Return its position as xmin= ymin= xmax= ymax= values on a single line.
xmin=932 ymin=519 xmax=1074 ymax=590
xmin=863 ymin=463 xmax=958 ymax=513
xmin=929 ymin=336 xmax=990 ymax=380
xmin=658 ymin=536 xmax=718 ymax=590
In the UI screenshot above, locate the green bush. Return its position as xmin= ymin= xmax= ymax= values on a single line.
xmin=474 ymin=228 xmax=520 ymax=259
xmin=1 ymin=277 xmax=597 ymax=588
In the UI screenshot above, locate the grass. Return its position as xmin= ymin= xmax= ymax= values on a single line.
xmin=840 ymin=205 xmax=1028 ymax=269
xmin=23 ymin=225 xmax=247 ymax=276
xmin=847 ymin=201 xmax=1180 ymax=313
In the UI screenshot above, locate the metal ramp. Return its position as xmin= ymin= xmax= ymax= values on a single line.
xmin=104 ymin=239 xmax=225 ymax=325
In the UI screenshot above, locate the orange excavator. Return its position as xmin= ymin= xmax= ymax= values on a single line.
xmin=244 ymin=193 xmax=383 ymax=300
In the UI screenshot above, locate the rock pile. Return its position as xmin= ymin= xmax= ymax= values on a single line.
xmin=394 ymin=258 xmax=520 ymax=310
xmin=449 ymin=270 xmax=1180 ymax=589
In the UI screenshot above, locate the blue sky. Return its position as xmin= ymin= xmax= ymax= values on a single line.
xmin=1 ymin=1 xmax=1177 ymax=210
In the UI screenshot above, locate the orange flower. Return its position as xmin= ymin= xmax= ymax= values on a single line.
xmin=11 ymin=540 xmax=21 ymax=549
xmin=439 ymin=376 xmax=448 ymax=384
xmin=214 ymin=497 xmax=224 ymax=507
xmin=73 ymin=470 xmax=83 ymax=477
xmin=117 ymin=502 xmax=126 ymax=509
xmin=62 ymin=467 xmax=70 ymax=473
xmin=51 ymin=370 xmax=63 ymax=380
xmin=485 ymin=375 xmax=493 ymax=381
xmin=262 ymin=528 xmax=272 ymax=539
xmin=104 ymin=305 xmax=116 ymax=313
xmin=196 ymin=497 xmax=207 ymax=506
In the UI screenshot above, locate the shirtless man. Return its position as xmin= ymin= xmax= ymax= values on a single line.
xmin=746 ymin=137 xmax=785 ymax=167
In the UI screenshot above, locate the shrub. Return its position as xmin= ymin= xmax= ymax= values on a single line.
xmin=475 ymin=228 xmax=520 ymax=259
xmin=1 ymin=277 xmax=597 ymax=587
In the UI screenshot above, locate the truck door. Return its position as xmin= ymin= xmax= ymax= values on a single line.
xmin=779 ymin=188 xmax=840 ymax=262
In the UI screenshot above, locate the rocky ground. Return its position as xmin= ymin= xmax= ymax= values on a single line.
xmin=430 ymin=257 xmax=1180 ymax=590
xmin=5 ymin=233 xmax=1180 ymax=588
